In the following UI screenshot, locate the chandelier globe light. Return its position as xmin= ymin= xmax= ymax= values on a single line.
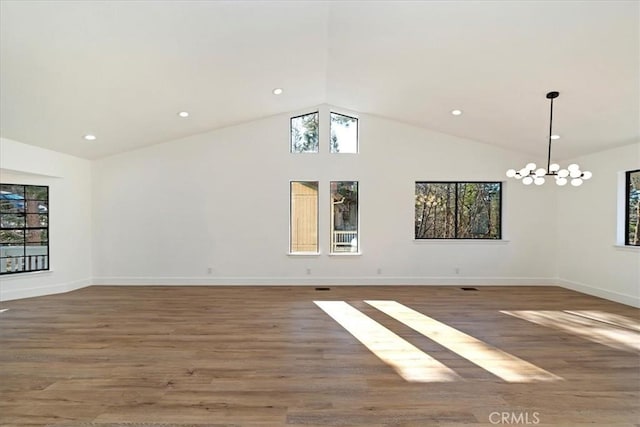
xmin=506 ymin=91 xmax=592 ymax=187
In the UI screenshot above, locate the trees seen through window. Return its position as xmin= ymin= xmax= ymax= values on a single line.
xmin=415 ymin=182 xmax=501 ymax=239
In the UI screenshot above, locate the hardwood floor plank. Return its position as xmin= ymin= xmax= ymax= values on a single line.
xmin=0 ymin=285 xmax=638 ymax=426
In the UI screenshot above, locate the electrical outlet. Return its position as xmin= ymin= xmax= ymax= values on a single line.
xmin=376 ymin=268 xmax=382 ymax=275
xmin=207 ymin=267 xmax=213 ymax=275
xmin=455 ymin=267 xmax=460 ymax=275
xmin=306 ymin=268 xmax=311 ymax=275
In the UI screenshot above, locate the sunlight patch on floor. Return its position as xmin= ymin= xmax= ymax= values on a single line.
xmin=314 ymin=300 xmax=461 ymax=382
xmin=563 ymin=310 xmax=640 ymax=332
xmin=366 ymin=300 xmax=561 ymax=383
xmin=501 ymin=310 xmax=640 ymax=353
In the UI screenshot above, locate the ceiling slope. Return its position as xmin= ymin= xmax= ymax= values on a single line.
xmin=1 ymin=0 xmax=638 ymax=160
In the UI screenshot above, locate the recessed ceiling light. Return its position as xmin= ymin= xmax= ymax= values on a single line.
xmin=83 ymin=134 xmax=96 ymax=141
xmin=272 ymin=88 xmax=283 ymax=95
xmin=550 ymin=134 xmax=560 ymax=140
xmin=178 ymin=111 xmax=189 ymax=118
xmin=451 ymin=109 xmax=463 ymax=116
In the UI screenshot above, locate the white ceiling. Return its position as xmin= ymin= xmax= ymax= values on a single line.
xmin=1 ymin=0 xmax=638 ymax=160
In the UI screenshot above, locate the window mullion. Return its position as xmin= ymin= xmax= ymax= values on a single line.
xmin=454 ymin=183 xmax=459 ymax=238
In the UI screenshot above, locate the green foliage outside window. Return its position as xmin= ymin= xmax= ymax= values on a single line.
xmin=415 ymin=182 xmax=501 ymax=239
xmin=291 ymin=112 xmax=319 ymax=153
xmin=330 ymin=113 xmax=358 ymax=153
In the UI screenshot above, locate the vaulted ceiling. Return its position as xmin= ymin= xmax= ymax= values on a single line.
xmin=1 ymin=1 xmax=638 ymax=160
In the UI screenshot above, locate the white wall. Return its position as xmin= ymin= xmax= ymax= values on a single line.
xmin=7 ymin=107 xmax=635 ymax=307
xmin=0 ymin=138 xmax=92 ymax=301
xmin=557 ymin=142 xmax=640 ymax=307
xmin=92 ymin=105 xmax=557 ymax=286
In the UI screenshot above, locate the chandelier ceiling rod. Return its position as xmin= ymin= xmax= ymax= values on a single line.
xmin=545 ymin=91 xmax=558 ymax=173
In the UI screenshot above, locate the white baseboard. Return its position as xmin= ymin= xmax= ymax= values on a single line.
xmin=92 ymin=276 xmax=556 ymax=286
xmin=0 ymin=278 xmax=91 ymax=301
xmin=557 ymin=278 xmax=640 ymax=308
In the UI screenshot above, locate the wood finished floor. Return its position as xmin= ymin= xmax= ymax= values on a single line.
xmin=0 ymin=285 xmax=639 ymax=427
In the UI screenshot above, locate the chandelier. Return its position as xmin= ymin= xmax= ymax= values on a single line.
xmin=506 ymin=91 xmax=592 ymax=186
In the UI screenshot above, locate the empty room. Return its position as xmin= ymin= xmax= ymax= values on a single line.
xmin=0 ymin=1 xmax=639 ymax=426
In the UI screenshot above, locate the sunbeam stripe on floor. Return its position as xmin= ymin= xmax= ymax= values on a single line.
xmin=314 ymin=300 xmax=461 ymax=382
xmin=366 ymin=300 xmax=561 ymax=383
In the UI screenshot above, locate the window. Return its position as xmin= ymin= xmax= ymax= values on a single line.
xmin=626 ymin=169 xmax=640 ymax=246
xmin=330 ymin=112 xmax=358 ymax=153
xmin=415 ymin=182 xmax=501 ymax=239
xmin=290 ymin=181 xmax=319 ymax=253
xmin=290 ymin=112 xmax=319 ymax=153
xmin=0 ymin=184 xmax=49 ymax=274
xmin=289 ymin=110 xmax=361 ymax=253
xmin=331 ymin=181 xmax=359 ymax=252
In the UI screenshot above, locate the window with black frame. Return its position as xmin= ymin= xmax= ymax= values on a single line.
xmin=330 ymin=112 xmax=358 ymax=153
xmin=290 ymin=112 xmax=319 ymax=153
xmin=415 ymin=182 xmax=502 ymax=239
xmin=331 ymin=181 xmax=359 ymax=252
xmin=0 ymin=184 xmax=49 ymax=274
xmin=626 ymin=169 xmax=640 ymax=246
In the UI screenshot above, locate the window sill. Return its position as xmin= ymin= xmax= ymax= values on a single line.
xmin=0 ymin=270 xmax=53 ymax=279
xmin=613 ymin=245 xmax=640 ymax=252
xmin=328 ymin=252 xmax=362 ymax=256
xmin=413 ymin=239 xmax=510 ymax=245
xmin=287 ymin=252 xmax=321 ymax=257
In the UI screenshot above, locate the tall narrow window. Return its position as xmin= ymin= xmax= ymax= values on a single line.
xmin=291 ymin=112 xmax=319 ymax=153
xmin=330 ymin=112 xmax=358 ymax=153
xmin=415 ymin=182 xmax=501 ymax=239
xmin=331 ymin=181 xmax=359 ymax=253
xmin=290 ymin=181 xmax=319 ymax=253
xmin=626 ymin=169 xmax=640 ymax=246
xmin=0 ymin=184 xmax=49 ymax=274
